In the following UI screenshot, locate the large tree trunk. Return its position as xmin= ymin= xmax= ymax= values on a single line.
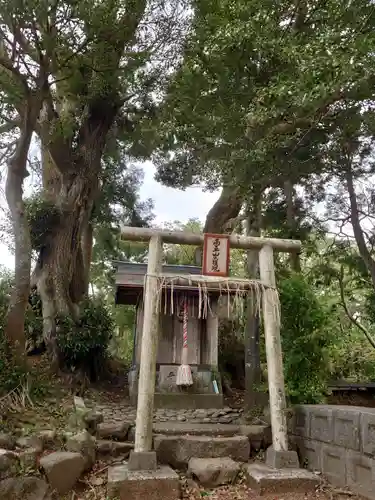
xmin=80 ymin=220 xmax=94 ymax=297
xmin=346 ymin=166 xmax=375 ymax=290
xmin=5 ymin=155 xmax=31 ymax=363
xmin=35 ymin=171 xmax=98 ymax=368
xmin=284 ymin=180 xmax=301 ymax=272
xmin=42 ymin=145 xmax=61 ymax=202
xmin=5 ymin=97 xmax=42 ymax=363
xmin=204 ymin=184 xmax=244 ymax=233
xmin=244 ymin=187 xmax=263 ymax=411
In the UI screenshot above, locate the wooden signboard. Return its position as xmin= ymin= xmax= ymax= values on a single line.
xmin=202 ymin=233 xmax=230 ymax=277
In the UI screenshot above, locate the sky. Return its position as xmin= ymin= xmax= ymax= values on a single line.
xmin=0 ymin=161 xmax=220 ymax=271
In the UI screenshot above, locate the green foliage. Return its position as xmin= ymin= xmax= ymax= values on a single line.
xmin=0 ymin=267 xmax=12 ymax=325
xmin=56 ymin=298 xmax=114 ymax=380
xmin=279 ymin=274 xmax=334 ymax=404
xmin=154 ymin=0 xmax=375 ymax=192
xmin=163 ymin=219 xmax=203 ymax=265
xmin=24 ymin=195 xmax=61 ymax=251
xmin=110 ymin=305 xmax=135 ymax=368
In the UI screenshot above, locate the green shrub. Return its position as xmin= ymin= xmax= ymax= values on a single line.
xmin=24 ymin=195 xmax=61 ymax=251
xmin=109 ymin=304 xmax=135 ymax=368
xmin=56 ymin=298 xmax=114 ymax=380
xmin=279 ymin=274 xmax=333 ymax=404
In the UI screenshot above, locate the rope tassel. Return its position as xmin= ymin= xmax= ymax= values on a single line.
xmin=176 ymin=296 xmax=193 ymax=387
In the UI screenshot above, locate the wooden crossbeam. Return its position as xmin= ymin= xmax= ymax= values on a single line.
xmin=120 ymin=225 xmax=301 ymax=253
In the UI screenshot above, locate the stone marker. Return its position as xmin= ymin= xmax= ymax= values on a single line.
xmin=0 ymin=476 xmax=50 ymax=500
xmin=244 ymin=463 xmax=320 ymax=494
xmin=40 ymin=451 xmax=85 ymax=494
xmin=107 ymin=463 xmax=179 ymax=500
xmin=188 ymin=457 xmax=240 ymax=487
xmin=66 ymin=431 xmax=96 ymax=470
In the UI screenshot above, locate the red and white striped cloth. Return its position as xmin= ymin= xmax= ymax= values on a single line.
xmin=176 ymin=296 xmax=193 ymax=386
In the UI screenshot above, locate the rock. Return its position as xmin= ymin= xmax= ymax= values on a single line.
xmin=193 ymin=410 xmax=207 ymax=418
xmin=0 ymin=433 xmax=15 ymax=450
xmin=18 ymin=448 xmax=40 ymax=469
xmin=96 ymin=439 xmax=133 ymax=456
xmin=0 ymin=476 xmax=50 ymax=500
xmin=16 ymin=436 xmax=43 ymax=452
xmin=188 ymin=457 xmax=240 ymax=487
xmin=66 ymin=431 xmax=96 ymax=471
xmin=154 ymin=435 xmax=250 ymax=469
xmin=40 ymin=451 xmax=85 ymax=495
xmin=97 ymin=421 xmax=130 ymax=441
xmin=219 ymin=416 xmax=233 ymax=424
xmin=0 ymin=449 xmax=18 ymax=479
xmin=84 ymin=410 xmax=104 ymax=434
xmin=177 ymin=415 xmax=187 ymax=422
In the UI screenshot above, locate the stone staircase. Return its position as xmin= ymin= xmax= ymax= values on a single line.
xmin=105 ymin=419 xmax=320 ymax=499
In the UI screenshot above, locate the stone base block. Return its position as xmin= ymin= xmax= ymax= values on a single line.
xmin=244 ymin=463 xmax=320 ymax=494
xmin=265 ymin=446 xmax=300 ymax=469
xmin=128 ymin=451 xmax=157 ymax=471
xmin=107 ymin=464 xmax=180 ymax=500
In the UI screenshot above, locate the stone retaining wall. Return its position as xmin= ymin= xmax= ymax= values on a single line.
xmin=289 ymin=405 xmax=375 ymax=499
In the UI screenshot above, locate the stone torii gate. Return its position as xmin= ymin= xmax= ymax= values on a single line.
xmin=120 ymin=226 xmax=302 ymax=472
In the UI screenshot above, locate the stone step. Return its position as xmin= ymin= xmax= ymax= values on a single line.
xmin=128 ymin=422 xmax=271 ymax=449
xmin=154 ymin=434 xmax=250 ymax=469
xmin=244 ymin=463 xmax=321 ymax=494
xmin=130 ymin=422 xmax=240 ymax=440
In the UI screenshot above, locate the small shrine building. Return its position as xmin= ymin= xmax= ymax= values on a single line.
xmin=114 ymin=260 xmax=245 ymax=408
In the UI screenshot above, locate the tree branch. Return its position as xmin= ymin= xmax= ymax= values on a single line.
xmin=345 ymin=162 xmax=375 ymax=289
xmin=338 ymin=265 xmax=375 ymax=350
